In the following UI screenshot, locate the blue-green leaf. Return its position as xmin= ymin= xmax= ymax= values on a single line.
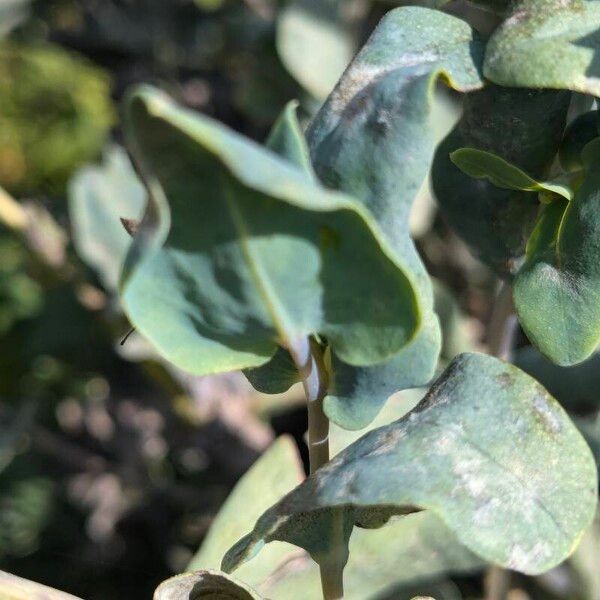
xmin=120 ymin=86 xmax=423 ymax=376
xmin=224 ymin=353 xmax=598 ymax=576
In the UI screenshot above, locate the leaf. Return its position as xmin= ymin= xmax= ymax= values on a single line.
xmin=450 ymin=148 xmax=573 ymax=201
xmin=514 ymin=138 xmax=600 ymax=365
xmin=484 ymin=0 xmax=600 ymax=95
xmin=154 ymin=571 xmax=264 ymax=600
xmin=303 ymin=7 xmax=485 ymax=428
xmin=265 ymin=100 xmax=315 ymax=178
xmin=244 ymin=346 xmax=299 ymax=394
xmin=190 ymin=403 xmax=481 ymax=599
xmin=432 ymin=84 xmax=570 ymax=276
xmin=188 ymin=436 xmax=306 ymax=584
xmin=223 ymin=352 xmax=598 ymax=576
xmin=276 ymin=0 xmax=363 ymax=99
xmin=559 ymin=110 xmax=600 ymax=173
xmin=120 ymin=86 xmax=422 ymax=376
xmin=69 ymin=146 xmax=146 ymax=291
xmin=0 ymin=569 xmax=81 ymax=600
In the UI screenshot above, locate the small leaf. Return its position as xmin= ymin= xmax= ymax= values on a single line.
xmin=69 ymin=146 xmax=146 ymax=291
xmin=559 ymin=110 xmax=600 ymax=173
xmin=244 ymin=346 xmax=299 ymax=394
xmin=120 ymin=86 xmax=423 ymax=376
xmin=484 ymin=0 xmax=600 ymax=95
xmin=514 ymin=138 xmax=600 ymax=365
xmin=154 ymin=570 xmax=263 ymax=600
xmin=451 ymin=148 xmax=573 ymax=201
xmin=224 ymin=353 xmax=597 ymax=576
xmin=433 ymin=84 xmax=570 ymax=276
xmin=265 ymin=100 xmax=315 ymax=177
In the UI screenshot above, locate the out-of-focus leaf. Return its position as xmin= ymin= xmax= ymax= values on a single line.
xmin=514 ymin=346 xmax=600 ymax=410
xmin=154 ymin=570 xmax=264 ymax=600
xmin=277 ymin=0 xmax=364 ymax=99
xmin=0 ymin=0 xmax=30 ymax=38
xmin=0 ymin=43 xmax=114 ymax=196
xmin=305 ymin=7 xmax=485 ymax=429
xmin=188 ymin=436 xmax=305 ymax=585
xmin=0 ymin=477 xmax=54 ymax=558
xmin=451 ymin=148 xmax=573 ymax=201
xmin=0 ymin=236 xmax=43 ymax=334
xmin=559 ymin=110 xmax=600 ymax=173
xmin=433 ymin=84 xmax=570 ymax=276
xmin=121 ymin=86 xmax=422 ymax=376
xmin=514 ymin=138 xmax=600 ymax=366
xmin=432 ymin=280 xmax=478 ymax=361
xmin=484 ymin=0 xmax=600 ymax=95
xmin=0 ymin=570 xmax=82 ymax=600
xmin=224 ymin=353 xmax=598 ymax=576
xmin=69 ymin=146 xmax=146 ymax=292
xmin=570 ymin=508 xmax=600 ymax=600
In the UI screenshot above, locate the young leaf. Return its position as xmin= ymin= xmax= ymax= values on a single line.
xmin=69 ymin=146 xmax=146 ymax=292
xmin=450 ymin=148 xmax=573 ymax=201
xmin=154 ymin=571 xmax=264 ymax=600
xmin=514 ymin=138 xmax=600 ymax=366
xmin=120 ymin=86 xmax=423 ymax=376
xmin=433 ymin=84 xmax=570 ymax=276
xmin=223 ymin=353 xmax=598 ymax=576
xmin=484 ymin=0 xmax=600 ymax=95
xmin=303 ymin=7 xmax=485 ymax=428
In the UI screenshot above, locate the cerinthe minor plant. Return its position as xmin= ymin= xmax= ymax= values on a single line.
xmin=117 ymin=4 xmax=599 ymax=599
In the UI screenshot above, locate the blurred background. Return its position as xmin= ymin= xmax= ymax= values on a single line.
xmin=0 ymin=1 xmax=597 ymax=599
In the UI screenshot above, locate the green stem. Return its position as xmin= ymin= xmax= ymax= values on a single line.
xmin=289 ymin=337 xmax=345 ymax=600
xmin=484 ymin=283 xmax=516 ymax=600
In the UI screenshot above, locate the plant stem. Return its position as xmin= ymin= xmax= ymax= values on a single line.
xmin=289 ymin=337 xmax=344 ymax=600
xmin=289 ymin=337 xmax=330 ymax=473
xmin=484 ymin=282 xmax=517 ymax=600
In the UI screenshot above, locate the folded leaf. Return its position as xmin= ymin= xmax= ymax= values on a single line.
xmin=304 ymin=7 xmax=485 ymax=427
xmin=433 ymin=84 xmax=570 ymax=275
xmin=451 ymin=148 xmax=573 ymax=201
xmin=224 ymin=353 xmax=597 ymax=576
xmin=154 ymin=571 xmax=263 ymax=600
xmin=120 ymin=86 xmax=422 ymax=376
xmin=484 ymin=0 xmax=600 ymax=95
xmin=514 ymin=138 xmax=600 ymax=365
